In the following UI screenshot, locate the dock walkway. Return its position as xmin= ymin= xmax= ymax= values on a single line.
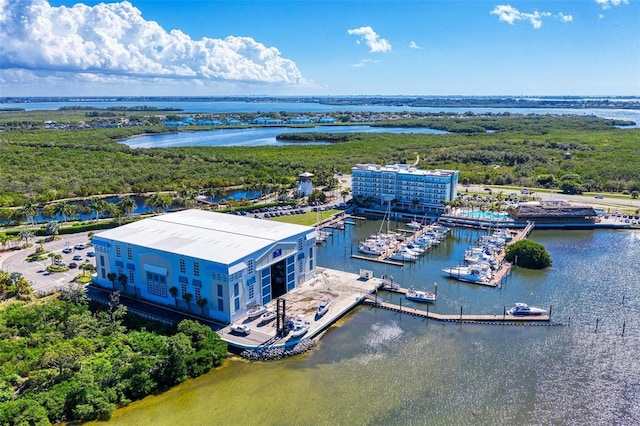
xmin=364 ymin=294 xmax=552 ymax=324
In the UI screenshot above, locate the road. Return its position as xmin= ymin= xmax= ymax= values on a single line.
xmin=0 ymin=231 xmax=95 ymax=295
xmin=464 ymin=185 xmax=640 ymax=212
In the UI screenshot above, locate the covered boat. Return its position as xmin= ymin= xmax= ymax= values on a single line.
xmin=507 ymin=303 xmax=547 ymax=316
xmin=405 ymin=288 xmax=436 ymax=303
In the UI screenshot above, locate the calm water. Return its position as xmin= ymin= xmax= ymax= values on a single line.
xmin=2 ymin=100 xmax=639 ymax=127
xmin=100 ymin=223 xmax=640 ymax=425
xmin=121 ymin=126 xmax=448 ymax=148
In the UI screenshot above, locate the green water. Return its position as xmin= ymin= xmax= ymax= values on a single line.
xmin=101 ymin=225 xmax=640 ymax=425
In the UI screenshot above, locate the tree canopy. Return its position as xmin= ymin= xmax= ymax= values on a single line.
xmin=505 ymin=239 xmax=552 ymax=269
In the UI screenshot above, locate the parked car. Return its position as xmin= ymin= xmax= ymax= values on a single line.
xmin=68 ymin=262 xmax=78 ymax=269
xmin=72 ymin=255 xmax=83 ymax=261
xmin=62 ymin=247 xmax=73 ymax=254
xmin=595 ymin=195 xmax=603 ymax=199
xmin=86 ymin=251 xmax=96 ymax=257
xmin=74 ymin=243 xmax=86 ymax=250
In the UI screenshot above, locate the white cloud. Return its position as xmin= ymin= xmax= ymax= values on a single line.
xmin=491 ymin=5 xmax=576 ymax=28
xmin=596 ymin=0 xmax=629 ymax=10
xmin=557 ymin=13 xmax=573 ymax=23
xmin=409 ymin=41 xmax=421 ymax=49
xmin=0 ymin=0 xmax=309 ymax=90
xmin=352 ymin=59 xmax=379 ymax=68
xmin=347 ymin=26 xmax=392 ymax=53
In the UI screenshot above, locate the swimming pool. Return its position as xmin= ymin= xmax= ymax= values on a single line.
xmin=458 ymin=210 xmax=511 ymax=220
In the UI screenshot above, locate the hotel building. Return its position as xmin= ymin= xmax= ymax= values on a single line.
xmin=351 ymin=163 xmax=459 ymax=214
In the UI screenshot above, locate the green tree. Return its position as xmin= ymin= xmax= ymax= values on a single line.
xmin=169 ymin=286 xmax=179 ymax=307
xmin=182 ymin=292 xmax=193 ymax=312
xmin=53 ymin=201 xmax=75 ymax=223
xmin=117 ymin=196 xmax=136 ymax=218
xmin=107 ymin=272 xmax=117 ymax=290
xmin=196 ymin=297 xmax=208 ymax=316
xmin=505 ymin=239 xmax=552 ymax=269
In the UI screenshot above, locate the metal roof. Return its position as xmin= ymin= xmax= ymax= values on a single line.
xmin=95 ymin=210 xmax=314 ymax=265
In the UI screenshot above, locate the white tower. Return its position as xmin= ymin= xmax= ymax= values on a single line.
xmin=298 ymin=172 xmax=314 ymax=196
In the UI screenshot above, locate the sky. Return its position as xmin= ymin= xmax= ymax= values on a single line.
xmin=1 ymin=0 xmax=639 ymax=97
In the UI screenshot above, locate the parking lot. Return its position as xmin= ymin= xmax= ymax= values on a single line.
xmin=0 ymin=231 xmax=95 ymax=295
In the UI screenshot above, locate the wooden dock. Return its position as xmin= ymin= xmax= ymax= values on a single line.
xmin=363 ymin=294 xmax=551 ymax=324
xmin=486 ymin=221 xmax=535 ymax=287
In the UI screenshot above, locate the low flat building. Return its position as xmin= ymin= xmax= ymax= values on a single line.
xmin=509 ymin=201 xmax=598 ymax=223
xmin=91 ymin=210 xmax=317 ymax=324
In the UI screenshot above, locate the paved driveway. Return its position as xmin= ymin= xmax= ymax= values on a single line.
xmin=0 ymin=231 xmax=95 ymax=295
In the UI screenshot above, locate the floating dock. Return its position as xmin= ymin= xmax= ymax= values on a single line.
xmin=364 ymin=294 xmax=551 ymax=324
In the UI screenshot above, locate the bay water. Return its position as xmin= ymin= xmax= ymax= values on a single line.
xmin=100 ymin=223 xmax=640 ymax=425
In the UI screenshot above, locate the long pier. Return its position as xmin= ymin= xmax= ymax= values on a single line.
xmin=485 ymin=221 xmax=535 ymax=287
xmin=363 ymin=294 xmax=552 ymax=324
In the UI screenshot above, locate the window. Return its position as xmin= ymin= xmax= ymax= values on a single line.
xmin=115 ymin=245 xmax=121 ymax=257
xmin=99 ymin=256 xmax=105 ymax=267
xmin=193 ymin=262 xmax=200 ymax=277
xmin=248 ymin=283 xmax=255 ymax=299
xmin=146 ymin=272 xmax=167 ymax=297
xmin=127 ymin=247 xmax=132 ymax=261
xmin=128 ymin=270 xmax=135 ymax=284
xmin=217 ymin=299 xmax=224 ymax=311
xmin=298 ymin=238 xmax=303 ymax=251
xmin=233 ymin=283 xmax=239 ymax=297
xmin=217 ymin=284 xmax=223 ymax=298
xmin=179 ymin=259 xmax=186 ymax=273
xmin=195 ymin=287 xmax=201 ymax=302
xmin=181 ymin=282 xmax=187 ymax=296
xmin=247 ymin=259 xmax=254 ymax=274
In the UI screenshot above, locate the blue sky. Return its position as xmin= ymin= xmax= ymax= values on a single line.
xmin=1 ymin=0 xmax=639 ymax=97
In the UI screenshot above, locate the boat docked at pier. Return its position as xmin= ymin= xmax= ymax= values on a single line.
xmin=405 ymin=288 xmax=437 ymax=303
xmin=507 ymin=303 xmax=547 ymax=316
xmin=260 ymin=309 xmax=277 ymax=323
xmin=442 ymin=265 xmax=492 ymax=285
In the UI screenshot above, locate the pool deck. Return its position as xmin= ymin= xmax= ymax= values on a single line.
xmin=219 ymin=267 xmax=384 ymax=350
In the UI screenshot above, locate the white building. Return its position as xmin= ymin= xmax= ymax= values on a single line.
xmin=91 ymin=210 xmax=317 ymax=324
xmin=351 ymin=163 xmax=459 ymax=213
xmin=297 ymin=172 xmax=314 ymax=196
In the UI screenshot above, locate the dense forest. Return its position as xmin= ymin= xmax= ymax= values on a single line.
xmin=0 ymin=285 xmax=227 ymax=425
xmin=0 ymin=112 xmax=639 ymax=208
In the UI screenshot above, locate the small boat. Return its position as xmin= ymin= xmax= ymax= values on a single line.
xmin=316 ymin=300 xmax=331 ymax=318
xmin=289 ymin=322 xmax=309 ymax=338
xmin=260 ymin=309 xmax=277 ymax=323
xmin=247 ymin=305 xmax=267 ymax=319
xmin=405 ymin=288 xmax=436 ymax=303
xmin=407 ymin=220 xmax=422 ymax=230
xmin=507 ymin=303 xmax=547 ymax=316
xmin=230 ymin=323 xmax=251 ymax=335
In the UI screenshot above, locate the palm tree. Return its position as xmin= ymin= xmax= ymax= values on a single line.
xmin=88 ymin=198 xmax=107 ymax=222
xmin=107 ymin=272 xmax=117 ymax=289
xmin=182 ymin=292 xmax=193 ymax=312
xmin=146 ymin=193 xmax=171 ymax=213
xmin=169 ymin=286 xmax=179 ymax=307
xmin=117 ymin=197 xmax=136 ymax=218
xmin=19 ymin=229 xmax=34 ymax=247
xmin=196 ymin=297 xmax=208 ymax=316
xmin=117 ymin=273 xmax=128 ymax=294
xmin=20 ymin=201 xmax=38 ymax=228
xmin=53 ymin=202 xmax=74 ymax=223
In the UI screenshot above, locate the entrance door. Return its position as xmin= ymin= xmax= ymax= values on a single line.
xmin=270 ymin=258 xmax=287 ymax=299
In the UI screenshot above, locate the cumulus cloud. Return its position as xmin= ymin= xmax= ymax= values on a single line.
xmin=491 ymin=5 xmax=573 ymax=28
xmin=0 ymin=0 xmax=308 ymax=89
xmin=347 ymin=26 xmax=392 ymax=53
xmin=596 ymin=0 xmax=629 ymax=9
xmin=409 ymin=41 xmax=421 ymax=49
xmin=557 ymin=12 xmax=573 ymax=23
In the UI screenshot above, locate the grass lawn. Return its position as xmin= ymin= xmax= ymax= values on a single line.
xmin=269 ymin=209 xmax=341 ymax=226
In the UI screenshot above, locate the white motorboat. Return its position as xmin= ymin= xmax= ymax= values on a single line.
xmin=289 ymin=322 xmax=309 ymax=338
xmin=507 ymin=303 xmax=547 ymax=316
xmin=405 ymin=288 xmax=436 ymax=303
xmin=316 ymin=299 xmax=331 ymax=318
xmin=442 ymin=265 xmax=492 ymax=284
xmin=407 ymin=220 xmax=422 ymax=230
xmin=260 ymin=309 xmax=277 ymax=323
xmin=230 ymin=323 xmax=251 ymax=335
xmin=247 ymin=305 xmax=267 ymax=319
